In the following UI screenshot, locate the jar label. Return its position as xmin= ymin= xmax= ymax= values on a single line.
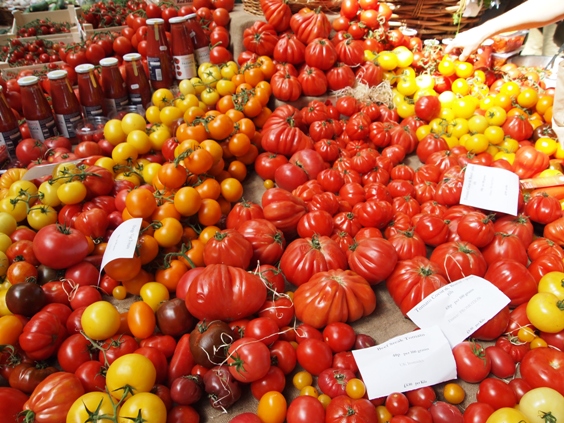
xmin=104 ymin=96 xmax=130 ymax=115
xmin=82 ymin=105 xmax=104 ymax=119
xmin=0 ymin=126 xmax=22 ymax=168
xmin=148 ymin=57 xmax=163 ymax=81
xmin=55 ymin=111 xmax=82 ymax=138
xmin=27 ymin=117 xmax=58 ymax=141
xmin=195 ymin=47 xmax=210 ymax=67
xmin=173 ymin=53 xmax=197 ymax=80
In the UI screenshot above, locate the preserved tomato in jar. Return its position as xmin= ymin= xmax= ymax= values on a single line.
xmin=48 ymin=70 xmax=82 ymax=143
xmin=100 ymin=57 xmax=129 ymax=115
xmin=123 ymin=53 xmax=152 ymax=113
xmin=0 ymin=85 xmax=22 ymax=168
xmin=76 ymin=63 xmax=107 ymax=118
xmin=169 ymin=16 xmax=197 ymax=80
xmin=18 ymin=76 xmax=58 ymax=141
xmin=146 ymin=18 xmax=174 ymax=90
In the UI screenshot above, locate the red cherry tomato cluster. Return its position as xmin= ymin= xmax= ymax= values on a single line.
xmin=16 ymin=19 xmax=71 ymax=38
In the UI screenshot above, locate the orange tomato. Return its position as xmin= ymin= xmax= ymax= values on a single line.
xmin=128 ymin=301 xmax=156 ymax=339
xmin=198 ymin=198 xmax=222 ymax=226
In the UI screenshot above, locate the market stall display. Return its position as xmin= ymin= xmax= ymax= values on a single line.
xmin=1 ymin=0 xmax=564 ymax=423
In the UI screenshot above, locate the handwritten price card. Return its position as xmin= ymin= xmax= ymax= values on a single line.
xmin=460 ymin=163 xmax=519 ymax=216
xmin=100 ymin=218 xmax=142 ymax=273
xmin=407 ymin=275 xmax=510 ymax=347
xmin=352 ymin=326 xmax=456 ymax=399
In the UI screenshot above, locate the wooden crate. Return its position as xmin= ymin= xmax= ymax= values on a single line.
xmin=0 ymin=61 xmax=65 ymax=80
xmin=11 ymin=6 xmax=80 ymax=29
xmin=0 ymin=24 xmax=87 ymax=46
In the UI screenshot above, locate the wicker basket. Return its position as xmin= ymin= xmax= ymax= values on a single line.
xmin=243 ymin=0 xmax=263 ymax=15
xmin=243 ymin=0 xmax=341 ymax=16
xmin=387 ymin=0 xmax=484 ymax=39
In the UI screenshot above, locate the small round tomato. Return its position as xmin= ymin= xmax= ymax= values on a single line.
xmin=67 ymin=392 xmax=117 ymax=423
xmin=118 ymin=392 xmax=166 ymax=423
xmin=106 ymin=354 xmax=157 ymax=400
xmin=81 ymin=301 xmax=121 ymax=341
xmin=443 ymin=383 xmax=465 ymax=404
xmin=257 ymin=391 xmax=287 ymax=423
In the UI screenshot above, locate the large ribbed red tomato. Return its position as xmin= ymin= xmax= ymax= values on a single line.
xmin=186 ymin=264 xmax=267 ymax=321
xmin=293 ymin=269 xmax=376 ymax=329
xmin=280 ymin=235 xmax=347 ymax=287
xmin=348 ymin=238 xmax=398 ymax=285
xmin=387 ymin=256 xmax=449 ymax=315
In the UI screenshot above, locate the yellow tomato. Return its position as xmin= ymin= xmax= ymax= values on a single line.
xmin=438 ymin=58 xmax=456 ymax=76
xmin=152 ymin=88 xmax=174 ymax=108
xmin=121 ymin=113 xmax=147 ymax=134
xmin=81 ymin=301 xmax=121 ymax=341
xmin=293 ymin=371 xmax=313 ymax=390
xmin=0 ymin=211 xmax=17 ymax=235
xmin=467 ymin=115 xmax=489 ymax=134
xmin=465 ymin=134 xmax=489 ymax=153
xmin=517 ymin=88 xmax=539 ymax=109
xmin=126 ymin=130 xmax=152 ymax=154
xmin=140 ymin=282 xmax=170 ymax=312
xmin=377 ymin=51 xmax=399 ymax=70
xmin=486 ymin=408 xmax=530 ymax=423
xmin=416 ymin=125 xmax=432 ymax=141
xmin=448 ymin=118 xmax=469 ymax=139
xmin=393 ymin=46 xmax=414 ymax=68
xmin=117 ymin=392 xmax=165 ymax=423
xmin=396 ymin=76 xmax=417 ymax=96
xmin=104 ymin=119 xmax=127 ymax=145
xmin=107 ymin=355 xmax=157 ymax=400
xmin=159 ymin=106 xmax=183 ymax=127
xmin=455 ymin=61 xmax=474 ymax=78
xmin=451 ymin=78 xmax=470 ymax=96
xmin=535 ymin=137 xmax=558 ymax=156
xmin=0 ymin=233 xmax=12 ymax=253
xmin=494 ymin=152 xmax=515 ymax=164
xmin=484 ymin=126 xmax=505 ymax=144
xmin=178 ymin=79 xmax=196 ymax=96
xmin=67 ymin=392 xmax=117 ymax=423
xmin=415 ymin=74 xmax=435 ymax=90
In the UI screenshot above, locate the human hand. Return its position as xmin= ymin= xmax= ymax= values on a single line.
xmin=444 ymin=26 xmax=489 ymax=61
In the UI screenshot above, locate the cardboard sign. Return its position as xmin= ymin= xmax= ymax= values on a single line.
xmin=407 ymin=275 xmax=511 ymax=347
xmin=460 ymin=163 xmax=520 ymax=216
xmin=352 ymin=326 xmax=456 ymax=399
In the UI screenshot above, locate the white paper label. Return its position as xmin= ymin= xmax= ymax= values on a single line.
xmin=353 ymin=326 xmax=456 ymax=399
xmin=22 ymin=159 xmax=83 ymax=181
xmin=100 ymin=218 xmax=143 ymax=274
xmin=407 ymin=275 xmax=511 ymax=347
xmin=460 ymin=163 xmax=519 ymax=215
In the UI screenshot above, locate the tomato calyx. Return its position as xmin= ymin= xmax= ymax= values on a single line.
xmin=470 ymin=340 xmax=488 ymax=365
xmin=540 ymin=411 xmax=557 ymax=423
xmin=161 ymin=242 xmax=196 ymax=269
xmin=18 ymin=409 xmax=36 ymax=423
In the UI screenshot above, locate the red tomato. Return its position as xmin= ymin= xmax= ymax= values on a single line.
xmin=287 ymin=396 xmax=325 ymax=423
xmin=296 ymin=338 xmax=333 ymax=376
xmin=226 ymin=337 xmax=271 ymax=383
xmin=452 ymin=341 xmax=491 ymax=383
xmin=475 ymin=378 xmax=517 ymax=410
xmin=520 ymin=347 xmax=564 ymax=395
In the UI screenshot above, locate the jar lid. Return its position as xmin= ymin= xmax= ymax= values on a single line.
xmin=75 ymin=63 xmax=95 ymax=73
xmin=100 ymin=57 xmax=119 ymax=67
xmin=185 ymin=13 xmax=196 ymax=19
xmin=482 ymin=38 xmax=494 ymax=46
xmin=47 ymin=70 xmax=67 ymax=80
xmin=169 ymin=16 xmax=187 ymax=24
xmin=146 ymin=18 xmax=165 ymax=25
xmin=123 ymin=53 xmax=142 ymax=62
xmin=17 ymin=76 xmax=39 ymax=86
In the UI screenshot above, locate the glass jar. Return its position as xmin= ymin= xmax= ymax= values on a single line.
xmin=48 ymin=70 xmax=82 ymax=143
xmin=0 ymin=85 xmax=22 ymax=168
xmin=18 ymin=76 xmax=58 ymax=141
xmin=100 ymin=57 xmax=129 ymax=115
xmin=146 ymin=18 xmax=174 ymax=89
xmin=123 ymin=53 xmax=152 ymax=113
xmin=76 ymin=63 xmax=107 ymax=118
xmin=169 ymin=15 xmax=197 ymax=80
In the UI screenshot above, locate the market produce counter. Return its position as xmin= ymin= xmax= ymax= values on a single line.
xmin=145 ymin=162 xmax=484 ymax=423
